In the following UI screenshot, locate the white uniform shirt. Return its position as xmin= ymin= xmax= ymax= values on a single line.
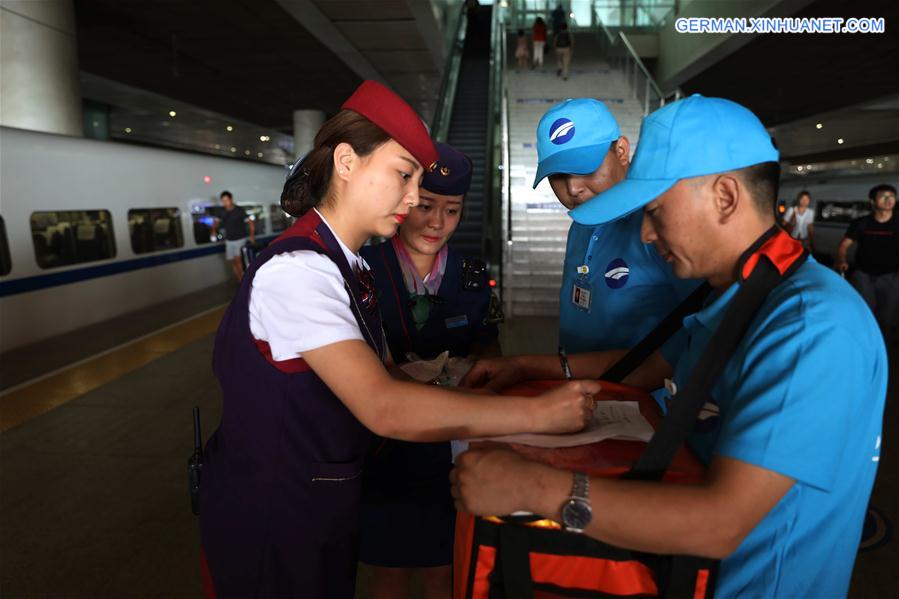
xmin=785 ymin=207 xmax=814 ymax=240
xmin=249 ymin=209 xmax=367 ymax=361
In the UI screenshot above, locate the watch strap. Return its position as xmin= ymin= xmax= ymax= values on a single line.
xmin=571 ymin=471 xmax=589 ymax=500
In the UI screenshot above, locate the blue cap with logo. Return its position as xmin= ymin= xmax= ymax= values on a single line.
xmin=422 ymin=142 xmax=473 ymax=196
xmin=570 ymin=94 xmax=779 ymax=225
xmin=533 ymin=99 xmax=621 ymax=189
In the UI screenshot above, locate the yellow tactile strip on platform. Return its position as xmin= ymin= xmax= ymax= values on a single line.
xmin=0 ymin=306 xmax=225 ymax=433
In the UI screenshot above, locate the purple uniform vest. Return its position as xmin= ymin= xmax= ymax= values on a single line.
xmin=199 ymin=210 xmax=384 ymax=598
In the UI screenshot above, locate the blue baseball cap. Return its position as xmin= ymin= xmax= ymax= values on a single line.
xmin=569 ymin=94 xmax=779 ymax=225
xmin=533 ymin=99 xmax=621 ymax=189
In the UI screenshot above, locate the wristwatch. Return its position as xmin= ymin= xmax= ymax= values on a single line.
xmin=561 ymin=472 xmax=592 ymax=533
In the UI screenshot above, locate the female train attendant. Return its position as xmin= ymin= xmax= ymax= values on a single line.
xmin=198 ymin=80 xmax=600 ymax=598
xmin=358 ymin=143 xmax=498 ymax=599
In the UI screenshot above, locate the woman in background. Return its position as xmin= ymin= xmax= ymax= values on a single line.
xmin=784 ymin=189 xmax=815 ymax=251
xmin=532 ymin=17 xmax=547 ymax=68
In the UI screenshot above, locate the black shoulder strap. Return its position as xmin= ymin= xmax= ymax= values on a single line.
xmin=601 ymin=282 xmax=712 ymax=383
xmin=625 ymin=228 xmax=808 ymax=481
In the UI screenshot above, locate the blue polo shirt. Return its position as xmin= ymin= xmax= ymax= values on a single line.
xmin=665 ymin=258 xmax=886 ymax=598
xmin=559 ymin=210 xmax=700 ymax=354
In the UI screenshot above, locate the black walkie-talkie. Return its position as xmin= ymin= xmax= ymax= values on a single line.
xmin=188 ymin=406 xmax=203 ymax=516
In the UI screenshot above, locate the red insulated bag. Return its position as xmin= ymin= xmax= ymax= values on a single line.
xmin=455 ymin=228 xmax=807 ymax=599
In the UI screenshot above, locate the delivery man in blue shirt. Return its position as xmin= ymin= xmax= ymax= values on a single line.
xmin=464 ymin=99 xmax=699 ymax=390
xmin=540 ymin=99 xmax=699 ymax=354
xmin=455 ymin=95 xmax=886 ymax=598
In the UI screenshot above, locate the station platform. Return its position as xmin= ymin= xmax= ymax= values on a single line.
xmin=0 ymin=288 xmax=895 ymax=597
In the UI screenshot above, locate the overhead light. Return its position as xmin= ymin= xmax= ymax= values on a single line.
xmin=169 ymin=110 xmax=177 ymax=117
xmin=259 ymin=135 xmax=270 ymax=142
xmin=244 ymin=149 xmax=251 ymax=155
xmin=124 ymin=127 xmax=132 ymax=134
xmin=226 ymin=125 xmax=234 ymax=132
xmin=797 ymin=166 xmax=804 ymax=171
xmin=230 ymin=146 xmax=236 ymax=152
xmin=815 ymin=123 xmax=823 ymax=129
xmin=878 ymin=163 xmax=884 ymax=168
xmin=837 ymin=138 xmax=844 ymax=144
xmin=866 ymin=158 xmax=874 ymax=164
xmin=214 ymin=144 xmax=221 ymax=149
xmin=257 ymin=152 xmax=264 ymax=158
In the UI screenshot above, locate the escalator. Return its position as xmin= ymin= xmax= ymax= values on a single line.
xmin=445 ymin=5 xmax=492 ymax=260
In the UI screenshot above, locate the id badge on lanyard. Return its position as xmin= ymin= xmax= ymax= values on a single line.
xmin=571 ymin=228 xmax=600 ymax=312
xmin=572 ymin=266 xmax=592 ymax=311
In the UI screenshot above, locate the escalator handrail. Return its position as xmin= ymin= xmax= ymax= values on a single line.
xmin=431 ymin=4 xmax=468 ymax=142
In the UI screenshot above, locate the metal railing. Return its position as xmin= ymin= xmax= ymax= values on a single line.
xmin=484 ymin=4 xmax=507 ymax=281
xmin=594 ymin=10 xmax=681 ymax=115
xmin=505 ymin=0 xmax=677 ymax=31
xmin=430 ymin=4 xmax=468 ymax=142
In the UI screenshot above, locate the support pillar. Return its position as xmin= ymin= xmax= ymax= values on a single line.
xmin=0 ymin=0 xmax=83 ymax=136
xmin=292 ymin=109 xmax=326 ymax=159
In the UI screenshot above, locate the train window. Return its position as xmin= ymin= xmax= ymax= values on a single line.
xmin=30 ymin=210 xmax=117 ymax=269
xmin=191 ymin=204 xmax=266 ymax=244
xmin=0 ymin=215 xmax=11 ymax=276
xmin=270 ymin=204 xmax=295 ymax=233
xmin=243 ymin=204 xmax=267 ymax=236
xmin=814 ymin=201 xmax=871 ymax=224
xmin=128 ymin=208 xmax=184 ymax=254
xmin=191 ymin=205 xmax=220 ymax=245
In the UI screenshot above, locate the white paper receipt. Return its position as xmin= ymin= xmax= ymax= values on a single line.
xmin=476 ymin=401 xmax=655 ymax=448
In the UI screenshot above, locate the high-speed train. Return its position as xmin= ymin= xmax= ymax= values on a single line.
xmin=0 ymin=126 xmax=287 ymax=354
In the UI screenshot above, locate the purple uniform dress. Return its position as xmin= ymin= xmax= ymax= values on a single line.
xmin=199 ymin=210 xmax=384 ymax=598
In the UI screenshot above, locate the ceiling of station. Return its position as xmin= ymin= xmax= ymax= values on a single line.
xmin=680 ymin=0 xmax=899 ymax=130
xmin=81 ymin=73 xmax=295 ymax=165
xmin=72 ymin=0 xmax=895 ymax=170
xmin=771 ymin=95 xmax=899 ymax=163
xmin=73 ymin=0 xmax=446 ymax=134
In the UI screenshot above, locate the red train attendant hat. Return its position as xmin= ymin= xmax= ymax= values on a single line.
xmin=341 ymin=80 xmax=438 ymax=172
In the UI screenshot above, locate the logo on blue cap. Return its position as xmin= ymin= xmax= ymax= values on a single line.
xmin=604 ymin=258 xmax=629 ymax=289
xmin=549 ymin=118 xmax=575 ymax=145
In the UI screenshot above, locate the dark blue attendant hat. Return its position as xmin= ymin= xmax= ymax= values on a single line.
xmin=422 ymin=142 xmax=473 ymax=196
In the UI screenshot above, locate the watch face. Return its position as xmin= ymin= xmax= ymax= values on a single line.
xmin=562 ymin=498 xmax=592 ymax=531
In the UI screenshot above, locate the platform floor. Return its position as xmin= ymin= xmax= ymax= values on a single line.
xmin=0 ymin=292 xmax=895 ymax=597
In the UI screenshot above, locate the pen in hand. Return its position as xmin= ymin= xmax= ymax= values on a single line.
xmin=558 ymin=346 xmax=573 ymax=381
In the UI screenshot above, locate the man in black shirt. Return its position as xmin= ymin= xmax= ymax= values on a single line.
xmin=836 ymin=183 xmax=898 ymax=338
xmin=213 ymin=190 xmax=255 ymax=282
